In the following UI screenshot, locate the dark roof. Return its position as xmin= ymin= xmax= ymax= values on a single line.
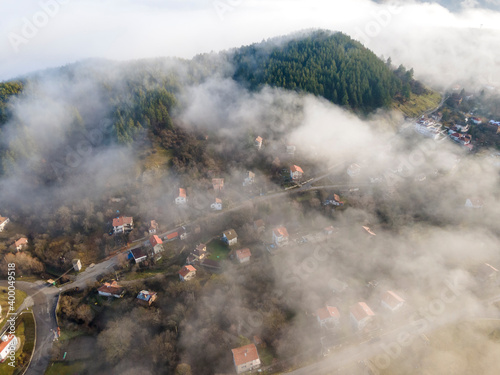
xmin=130 ymin=247 xmax=148 ymax=260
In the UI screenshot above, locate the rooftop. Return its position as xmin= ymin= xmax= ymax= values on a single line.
xmin=350 ymin=302 xmax=375 ymax=321
xmin=232 ymin=343 xmax=259 ymax=366
xmin=113 ymin=216 xmax=133 ymax=227
xmin=381 ymin=291 xmax=405 ymax=309
xmin=235 ymin=248 xmax=252 ymax=260
xmin=273 ymin=226 xmax=289 ymax=238
xmin=223 ymin=229 xmax=238 ymax=241
xmin=317 ymin=306 xmax=340 ymax=321
xmin=179 ymin=265 xmax=196 ymax=277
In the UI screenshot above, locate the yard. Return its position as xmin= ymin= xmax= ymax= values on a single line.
xmin=0 ymin=312 xmax=35 ymax=375
xmin=207 ymin=239 xmax=230 ymax=260
xmin=0 ymin=289 xmax=27 ymax=317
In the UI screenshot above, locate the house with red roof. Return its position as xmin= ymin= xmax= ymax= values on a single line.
xmin=290 ymin=165 xmax=303 ymax=180
xmin=272 ymin=226 xmax=289 ymax=247
xmin=231 ymin=343 xmax=261 ymax=374
xmin=0 ymin=215 xmax=9 ymax=232
xmin=178 ymin=265 xmax=196 ymax=282
xmin=149 ymin=235 xmax=163 ymax=254
xmin=0 ymin=335 xmax=19 ymax=363
xmin=149 ymin=220 xmax=158 ymax=234
xmin=212 ymin=178 xmax=224 ymax=192
xmin=98 ymin=281 xmax=125 ymax=298
xmin=350 ymin=302 xmax=375 ymax=331
xmin=112 ymin=216 xmax=133 ymax=234
xmin=255 ymin=136 xmax=263 ymax=150
xmin=381 ymin=291 xmax=405 ymax=312
xmin=235 ymin=248 xmax=252 ymax=263
xmin=316 ymin=306 xmax=340 ymax=328
xmin=14 ymin=237 xmax=28 ymax=251
xmin=175 ymin=188 xmax=187 ymax=205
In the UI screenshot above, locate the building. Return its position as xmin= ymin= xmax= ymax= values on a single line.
xmin=149 ymin=220 xmax=158 ymax=234
xmin=175 ymin=188 xmax=187 ymax=205
xmin=166 ymin=232 xmax=178 ymax=241
xmin=192 ymin=243 xmax=207 ymax=260
xmin=253 ymin=219 xmax=265 ymax=234
xmin=255 ymin=136 xmax=263 ymax=150
xmin=149 ymin=235 xmax=164 ymax=254
xmin=0 ymin=335 xmax=19 ymax=363
xmin=112 ymin=216 xmax=133 ymax=234
xmin=235 ymin=248 xmax=252 ymax=263
xmin=290 ymin=165 xmax=304 ymax=180
xmin=414 ymin=118 xmax=443 ymax=139
xmin=465 ymin=198 xmax=483 ymax=209
xmin=72 ymin=259 xmax=82 ymax=272
xmin=347 ymin=163 xmax=361 ymax=177
xmin=136 ymin=290 xmax=157 ymax=306
xmin=201 ymin=258 xmax=222 ymax=271
xmin=97 ymin=281 xmax=125 ymax=298
xmin=350 ymin=302 xmax=375 ymax=331
xmin=14 ymin=237 xmax=28 ymax=251
xmin=272 ymin=226 xmax=289 ymax=247
xmin=128 ymin=247 xmax=148 ymax=263
xmin=316 ymin=306 xmax=340 ymax=327
xmin=231 ymin=343 xmax=261 ymax=374
xmin=211 ymin=198 xmax=222 ymax=211
xmin=178 ymin=265 xmax=196 ymax=281
xmin=222 ymin=229 xmax=238 ymax=246
xmin=381 ymin=291 xmax=405 ymax=312
xmin=323 ymin=194 xmax=344 ymax=206
xmin=243 ymin=171 xmax=256 ymax=186
xmin=212 ymin=178 xmax=224 ymax=192
xmin=0 ymin=216 xmax=10 ymax=232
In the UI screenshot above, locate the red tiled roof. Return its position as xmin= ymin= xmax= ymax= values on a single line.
xmin=232 ymin=343 xmax=259 ymax=366
xmin=350 ymin=302 xmax=375 ymax=322
xmin=149 ymin=235 xmax=163 ymax=247
xmin=255 ymin=136 xmax=263 ymax=143
xmin=290 ymin=165 xmax=303 ymax=173
xmin=167 ymin=232 xmax=178 ymax=240
xmin=273 ymin=226 xmax=289 ymax=238
xmin=113 ymin=216 xmax=133 ymax=227
xmin=0 ymin=335 xmax=16 ymax=353
xmin=15 ymin=237 xmax=28 ymax=247
xmin=235 ymin=248 xmax=252 ymax=260
xmin=381 ymin=291 xmax=405 ymax=309
xmin=215 ymin=198 xmax=222 ymax=203
xmin=179 ymin=265 xmax=196 ymax=277
xmin=317 ymin=306 xmax=340 ymax=321
xmin=0 ymin=216 xmax=8 ymax=225
xmin=98 ymin=281 xmax=124 ymax=296
xmin=178 ymin=188 xmax=186 ymax=198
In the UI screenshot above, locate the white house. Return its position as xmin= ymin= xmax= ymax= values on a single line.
xmin=232 ymin=344 xmax=261 ymax=374
xmin=465 ymin=198 xmax=483 ymax=209
xmin=290 ymin=165 xmax=303 ymax=180
xmin=112 ymin=216 xmax=133 ymax=234
xmin=0 ymin=215 xmax=10 ymax=232
xmin=381 ymin=291 xmax=405 ymax=312
xmin=235 ymin=248 xmax=252 ymax=263
xmin=0 ymin=335 xmax=19 ymax=363
xmin=316 ymin=306 xmax=340 ymax=327
xmin=72 ymin=259 xmax=82 ymax=272
xmin=243 ymin=171 xmax=255 ymax=186
xmin=211 ymin=198 xmax=222 ymax=211
xmin=178 ymin=265 xmax=196 ymax=281
xmin=97 ymin=281 xmax=125 ymax=298
xmin=350 ymin=302 xmax=375 ymax=331
xmin=149 ymin=235 xmax=164 ymax=254
xmin=175 ymin=188 xmax=187 ymax=205
xmin=272 ymin=226 xmax=289 ymax=247
xmin=222 ymin=229 xmax=238 ymax=246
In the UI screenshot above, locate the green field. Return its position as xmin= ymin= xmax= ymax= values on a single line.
xmin=207 ymin=239 xmax=230 ymax=260
xmin=0 ymin=289 xmax=27 ymax=317
xmin=393 ymin=90 xmax=442 ymax=118
xmin=44 ymin=361 xmax=86 ymax=375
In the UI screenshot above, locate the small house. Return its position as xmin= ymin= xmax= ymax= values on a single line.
xmin=347 ymin=163 xmax=361 ymax=177
xmin=323 ymin=194 xmax=344 ymax=206
xmin=211 ymin=198 xmax=222 ymax=211
xmin=112 ymin=216 xmax=133 ymax=234
xmin=255 ymin=136 xmax=263 ymax=150
xmin=316 ymin=306 xmax=340 ymax=327
xmin=235 ymin=248 xmax=252 ymax=263
xmin=272 ymin=226 xmax=289 ymax=247
xmin=381 ymin=291 xmax=405 ymax=312
xmin=192 ymin=243 xmax=207 ymax=260
xmin=149 ymin=220 xmax=158 ymax=234
xmin=98 ymin=281 xmax=125 ymax=298
xmin=149 ymin=235 xmax=164 ymax=254
xmin=222 ymin=229 xmax=238 ymax=246
xmin=231 ymin=343 xmax=261 ymax=374
xmin=290 ymin=165 xmax=303 ymax=180
xmin=14 ymin=237 xmax=28 ymax=251
xmin=72 ymin=259 xmax=82 ymax=272
xmin=175 ymin=188 xmax=187 ymax=205
xmin=136 ymin=290 xmax=157 ymax=306
xmin=178 ymin=265 xmax=196 ymax=281
xmin=350 ymin=302 xmax=375 ymax=331
xmin=166 ymin=231 xmax=179 ymax=241
xmin=212 ymin=178 xmax=224 ymax=192
xmin=0 ymin=216 xmax=10 ymax=232
xmin=128 ymin=247 xmax=148 ymax=263
xmin=243 ymin=171 xmax=255 ymax=186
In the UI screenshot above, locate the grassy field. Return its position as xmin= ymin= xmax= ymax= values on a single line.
xmin=44 ymin=361 xmax=86 ymax=375
xmin=0 ymin=289 xmax=27 ymax=316
xmin=393 ymin=90 xmax=442 ymax=118
xmin=0 ymin=312 xmax=35 ymax=375
xmin=207 ymin=239 xmax=230 ymax=260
